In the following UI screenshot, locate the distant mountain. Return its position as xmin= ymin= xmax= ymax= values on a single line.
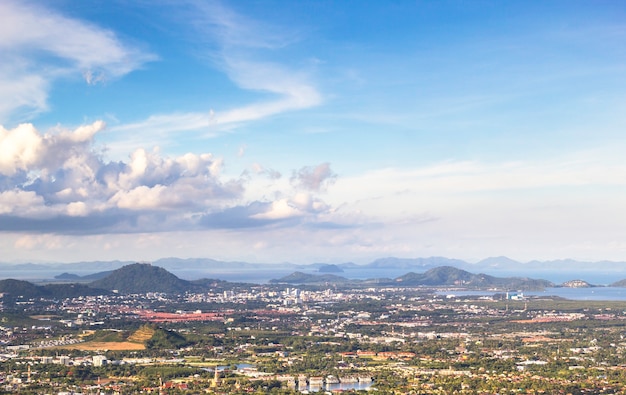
xmin=270 ymin=271 xmax=349 ymax=284
xmin=522 ymin=259 xmax=626 ymax=276
xmin=90 ymin=263 xmax=200 ymax=294
xmin=318 ymin=264 xmax=344 ymax=273
xmin=81 ymin=270 xmax=114 ymax=281
xmin=54 ymin=270 xmax=113 ymax=281
xmin=154 ymin=257 xmax=289 ymax=272
xmin=366 ymin=257 xmax=469 ymax=270
xmin=610 ymin=279 xmax=626 ymax=287
xmin=55 ymin=273 xmax=81 ymax=280
xmin=476 ymin=256 xmax=522 ymax=268
xmin=395 ymin=266 xmax=553 ymax=290
xmin=4 ymin=255 xmax=626 ymax=285
xmin=271 ymin=266 xmax=552 ymax=290
xmin=338 ymin=262 xmax=359 ymax=269
xmin=55 ymin=260 xmax=134 ymax=272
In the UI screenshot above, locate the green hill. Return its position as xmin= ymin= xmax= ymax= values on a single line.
xmin=89 ymin=263 xmax=199 ymax=294
xmin=0 ymin=279 xmax=107 ymax=301
xmin=41 ymin=283 xmax=106 ymax=299
xmin=395 ymin=266 xmax=552 ymax=289
xmin=145 ymin=326 xmax=189 ymax=349
xmin=0 ymin=279 xmax=47 ymax=298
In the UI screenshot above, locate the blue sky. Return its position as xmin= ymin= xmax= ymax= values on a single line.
xmin=1 ymin=0 xmax=626 ymax=264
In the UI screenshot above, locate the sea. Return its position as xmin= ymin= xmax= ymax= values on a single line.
xmin=204 ymin=268 xmax=626 ymax=287
xmin=437 ymin=287 xmax=626 ymax=301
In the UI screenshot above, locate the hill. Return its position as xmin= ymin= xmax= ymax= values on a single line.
xmin=395 ymin=266 xmax=553 ymax=290
xmin=89 ymin=263 xmax=199 ymax=294
xmin=145 ymin=326 xmax=189 ymax=349
xmin=611 ymin=279 xmax=626 ymax=287
xmin=61 ymin=325 xmax=188 ymax=351
xmin=41 ymin=283 xmax=108 ymax=299
xmin=0 ymin=279 xmax=108 ymax=301
xmin=54 ymin=272 xmax=81 ymax=280
xmin=55 ymin=270 xmax=113 ymax=282
xmin=0 ymin=279 xmax=47 ymax=298
xmin=270 ymin=266 xmax=553 ymax=289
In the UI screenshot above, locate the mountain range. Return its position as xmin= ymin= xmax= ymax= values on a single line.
xmin=271 ymin=266 xmax=553 ymax=290
xmin=4 ymin=262 xmax=626 ymax=303
xmin=2 ymin=256 xmax=626 ymax=285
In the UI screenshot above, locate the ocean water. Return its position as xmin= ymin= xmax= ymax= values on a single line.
xmin=438 ymin=287 xmax=626 ymax=301
xmin=194 ymin=268 xmax=626 ymax=287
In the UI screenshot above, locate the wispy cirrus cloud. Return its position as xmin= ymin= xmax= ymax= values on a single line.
xmin=0 ymin=0 xmax=156 ymax=123
xmin=111 ymin=1 xmax=321 ymax=140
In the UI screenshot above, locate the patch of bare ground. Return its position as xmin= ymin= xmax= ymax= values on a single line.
xmin=128 ymin=325 xmax=155 ymax=343
xmin=55 ymin=341 xmax=145 ymax=351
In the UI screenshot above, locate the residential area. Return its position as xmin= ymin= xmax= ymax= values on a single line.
xmin=3 ymin=274 xmax=626 ymax=394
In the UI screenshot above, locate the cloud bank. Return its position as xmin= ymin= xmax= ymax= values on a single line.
xmin=0 ymin=122 xmax=336 ymax=235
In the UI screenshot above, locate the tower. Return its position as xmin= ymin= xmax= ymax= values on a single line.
xmin=211 ymin=366 xmax=221 ymax=388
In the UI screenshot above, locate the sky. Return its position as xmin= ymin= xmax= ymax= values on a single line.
xmin=1 ymin=0 xmax=626 ymax=265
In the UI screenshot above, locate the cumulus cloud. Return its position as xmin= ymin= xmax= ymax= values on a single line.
xmin=0 ymin=122 xmax=341 ymax=235
xmin=0 ymin=1 xmax=155 ymax=122
xmin=0 ymin=122 xmax=250 ymax=233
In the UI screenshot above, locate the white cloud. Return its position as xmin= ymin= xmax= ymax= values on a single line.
xmin=251 ymin=199 xmax=302 ymax=220
xmin=66 ymin=201 xmax=88 ymax=217
xmin=0 ymin=120 xmax=106 ymax=177
xmin=0 ymin=190 xmax=45 ymax=215
xmin=0 ymin=122 xmax=236 ymax=222
xmin=110 ymin=185 xmax=169 ymax=210
xmin=0 ymin=123 xmax=43 ymax=175
xmin=0 ymin=1 xmax=155 ymax=123
xmin=0 ymin=122 xmax=341 ymax=235
xmin=13 ymin=234 xmax=65 ymax=251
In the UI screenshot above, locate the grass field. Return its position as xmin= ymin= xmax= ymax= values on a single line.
xmin=128 ymin=326 xmax=155 ymax=343
xmin=50 ymin=327 xmax=156 ymax=351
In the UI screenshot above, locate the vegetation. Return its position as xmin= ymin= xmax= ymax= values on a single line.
xmin=396 ymin=266 xmax=554 ymax=289
xmin=89 ymin=262 xmax=201 ymax=294
xmin=5 ymin=264 xmax=626 ymax=394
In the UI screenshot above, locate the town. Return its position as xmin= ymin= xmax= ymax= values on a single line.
xmin=2 ymin=265 xmax=626 ymax=394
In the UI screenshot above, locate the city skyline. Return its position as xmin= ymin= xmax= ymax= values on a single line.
xmin=1 ymin=1 xmax=626 ymax=264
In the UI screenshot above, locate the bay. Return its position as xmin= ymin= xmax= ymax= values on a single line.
xmin=438 ymin=287 xmax=626 ymax=301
